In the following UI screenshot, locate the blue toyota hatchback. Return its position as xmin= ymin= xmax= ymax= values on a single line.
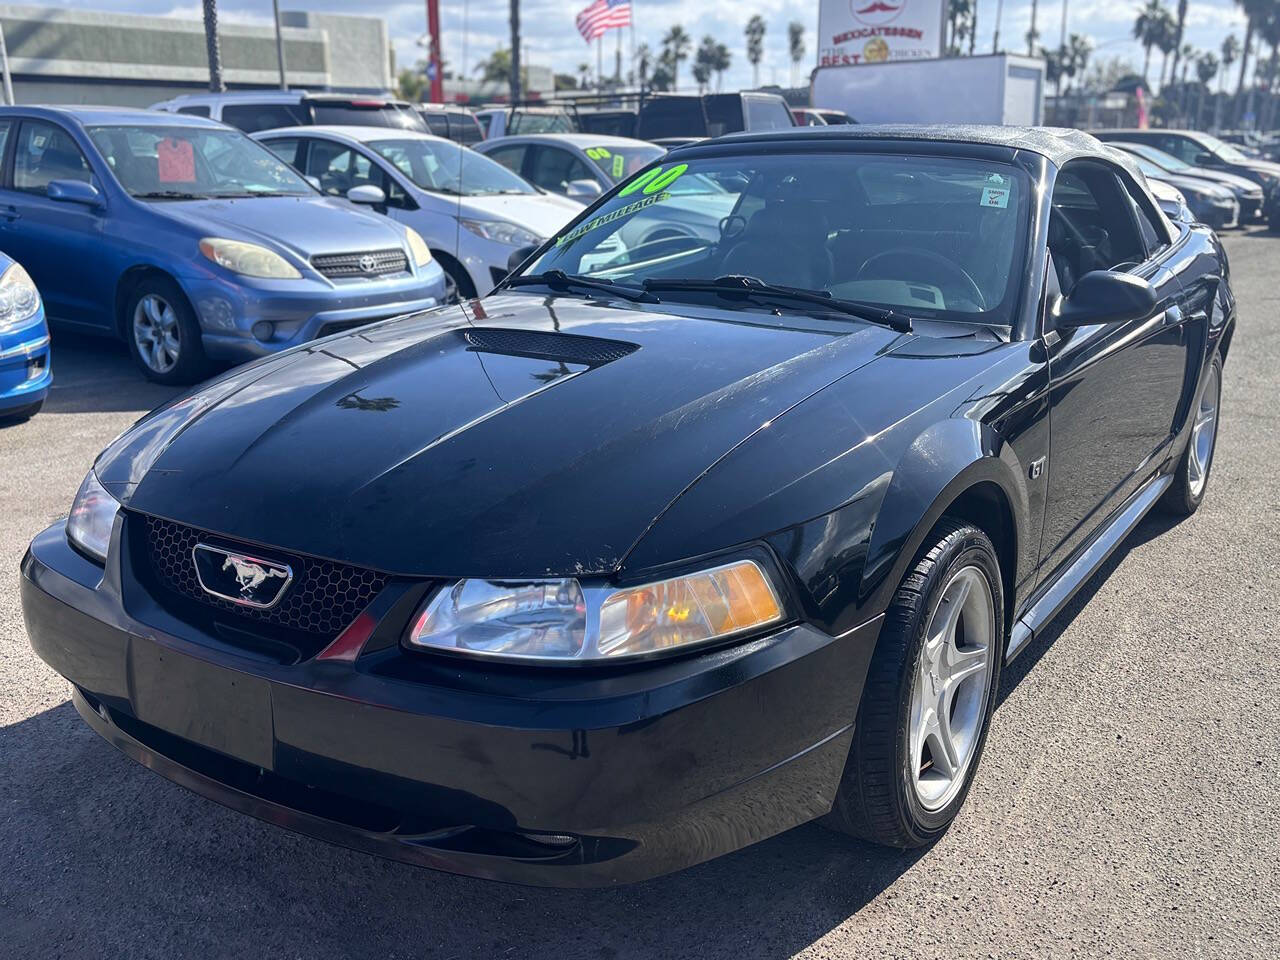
xmin=0 ymin=248 xmax=49 ymax=422
xmin=0 ymin=107 xmax=446 ymax=383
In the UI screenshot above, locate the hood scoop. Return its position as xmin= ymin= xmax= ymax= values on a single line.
xmin=464 ymin=327 xmax=637 ymax=367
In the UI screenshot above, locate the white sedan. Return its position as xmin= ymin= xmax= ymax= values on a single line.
xmin=254 ymin=126 xmax=583 ymax=301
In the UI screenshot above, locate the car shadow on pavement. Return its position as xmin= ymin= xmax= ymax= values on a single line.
xmin=41 ymin=330 xmax=180 ymax=415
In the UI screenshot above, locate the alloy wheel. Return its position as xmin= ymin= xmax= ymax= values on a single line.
xmin=133 ymin=294 xmax=181 ymax=374
xmin=1188 ymin=364 xmax=1220 ymax=498
xmin=908 ymin=564 xmax=996 ymax=812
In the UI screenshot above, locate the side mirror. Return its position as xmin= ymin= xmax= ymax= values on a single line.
xmin=304 ymin=175 xmax=322 ymax=191
xmin=1055 ymin=270 xmax=1158 ymax=328
xmin=565 ymin=179 xmax=602 ymax=199
xmin=347 ymin=184 xmax=386 ymax=205
xmin=506 ymin=243 xmax=540 ymax=275
xmin=47 ymin=179 xmax=102 ymax=207
xmin=1194 ymin=152 xmax=1216 ymax=166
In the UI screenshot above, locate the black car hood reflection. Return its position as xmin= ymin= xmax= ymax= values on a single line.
xmin=104 ymin=292 xmax=901 ymax=578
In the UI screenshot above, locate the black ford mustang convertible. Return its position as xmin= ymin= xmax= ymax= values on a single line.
xmin=23 ymin=126 xmax=1233 ymax=887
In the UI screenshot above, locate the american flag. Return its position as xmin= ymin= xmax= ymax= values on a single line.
xmin=576 ymin=0 xmax=631 ymax=43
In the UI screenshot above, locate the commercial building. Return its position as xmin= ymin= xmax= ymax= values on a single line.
xmin=0 ymin=4 xmax=392 ymax=107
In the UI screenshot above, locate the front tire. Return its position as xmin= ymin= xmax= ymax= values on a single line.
xmin=1161 ymin=354 xmax=1222 ymax=517
xmin=825 ymin=518 xmax=1004 ymax=847
xmin=125 ymin=277 xmax=207 ymax=385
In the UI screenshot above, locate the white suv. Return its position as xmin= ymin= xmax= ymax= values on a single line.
xmin=151 ymin=90 xmax=426 ymax=134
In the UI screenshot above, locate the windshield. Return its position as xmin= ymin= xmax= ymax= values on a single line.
xmin=1125 ymin=143 xmax=1191 ymax=172
xmin=525 ymin=152 xmax=1030 ymax=325
xmin=583 ymin=143 xmax=665 ymax=182
xmin=88 ymin=124 xmax=313 ymax=198
xmin=509 ymin=110 xmax=575 ymax=134
xmin=309 ymin=101 xmax=426 ymax=131
xmin=1197 ymin=133 xmax=1250 ymax=163
xmin=369 ymin=138 xmax=535 ymax=195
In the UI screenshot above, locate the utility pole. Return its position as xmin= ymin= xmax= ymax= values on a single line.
xmin=272 ymin=0 xmax=287 ymax=90
xmin=426 ymin=0 xmax=443 ymax=101
xmin=201 ymin=0 xmax=225 ymax=92
xmin=509 ymin=0 xmax=521 ymax=103
xmin=0 ymin=19 xmax=13 ymax=106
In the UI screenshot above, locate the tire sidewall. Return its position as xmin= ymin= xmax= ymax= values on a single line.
xmin=895 ymin=532 xmax=1005 ymax=837
xmin=1184 ymin=354 xmax=1223 ymax=511
xmin=125 ymin=278 xmax=205 ymax=385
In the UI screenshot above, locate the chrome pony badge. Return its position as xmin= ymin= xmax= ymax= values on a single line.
xmin=192 ymin=544 xmax=293 ymax=609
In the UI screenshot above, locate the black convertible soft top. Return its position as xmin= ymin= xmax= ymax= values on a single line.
xmin=703 ymin=124 xmax=1142 ymax=176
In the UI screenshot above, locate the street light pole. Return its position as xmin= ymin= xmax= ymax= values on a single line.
xmin=509 ymin=0 xmax=521 ymax=104
xmin=0 ymin=20 xmax=13 ymax=106
xmin=201 ymin=0 xmax=225 ymax=93
xmin=272 ymin=0 xmax=287 ymax=90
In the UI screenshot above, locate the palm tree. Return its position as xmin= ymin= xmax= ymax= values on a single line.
xmin=745 ymin=15 xmax=766 ymax=88
xmin=950 ymin=0 xmax=974 ymax=54
xmin=1221 ymin=33 xmax=1241 ymax=93
xmin=636 ymin=43 xmax=652 ymax=89
xmin=1168 ymin=0 xmax=1189 ymax=85
xmin=1067 ymin=33 xmax=1093 ymax=95
xmin=662 ymin=26 xmax=691 ymax=92
xmin=1233 ymin=0 xmax=1273 ymax=122
xmin=1257 ymin=9 xmax=1280 ymax=130
xmin=713 ymin=42 xmax=732 ymax=92
xmin=202 ymin=0 xmax=225 ymax=92
xmin=1197 ymin=51 xmax=1219 ymax=127
xmin=970 ymin=0 xmax=979 ymax=55
xmin=693 ymin=38 xmax=713 ymax=94
xmin=1134 ymin=0 xmax=1166 ymax=89
xmin=1026 ymin=0 xmax=1040 ymax=56
xmin=788 ymin=22 xmax=806 ymax=87
xmin=1155 ymin=8 xmax=1178 ymax=89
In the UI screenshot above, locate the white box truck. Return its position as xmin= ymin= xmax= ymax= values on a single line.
xmin=811 ymin=54 xmax=1045 ymax=126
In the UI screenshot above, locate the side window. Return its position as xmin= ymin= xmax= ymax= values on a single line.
xmin=1121 ymin=178 xmax=1169 ymax=255
xmin=305 ymin=141 xmax=360 ymax=196
xmin=745 ymin=97 xmax=794 ymax=131
xmin=450 ymin=113 xmax=482 ymax=145
xmin=14 ymin=121 xmax=92 ymax=194
xmin=177 ymin=105 xmax=211 ymax=118
xmin=0 ymin=121 xmax=11 ymax=169
xmin=220 ymin=103 xmax=306 ymax=133
xmin=484 ymin=144 xmax=526 ymax=176
xmin=527 ymin=146 xmax=594 ymax=194
xmin=1048 ymin=164 xmax=1148 ymax=293
xmin=262 ymin=137 xmax=303 ymax=170
xmin=422 ymin=113 xmax=449 ymax=136
xmin=1157 ymin=135 xmax=1199 ymax=166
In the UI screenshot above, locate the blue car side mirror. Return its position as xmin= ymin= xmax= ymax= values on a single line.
xmin=47 ymin=179 xmax=102 ymax=207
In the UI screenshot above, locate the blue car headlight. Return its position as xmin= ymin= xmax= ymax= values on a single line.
xmin=66 ymin=470 xmax=120 ymax=564
xmin=0 ymin=262 xmax=42 ymax=332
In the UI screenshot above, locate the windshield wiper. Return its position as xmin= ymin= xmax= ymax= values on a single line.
xmin=642 ymin=275 xmax=913 ymax=334
xmin=507 ymin=269 xmax=660 ymax=303
xmin=133 ymin=190 xmax=205 ymax=200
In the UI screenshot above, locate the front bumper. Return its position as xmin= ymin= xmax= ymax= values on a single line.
xmin=0 ymin=314 xmax=51 ymax=412
xmin=181 ymin=265 xmax=447 ymax=364
xmin=21 ymin=521 xmax=878 ymax=887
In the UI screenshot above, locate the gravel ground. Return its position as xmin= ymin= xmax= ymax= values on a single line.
xmin=1 ymin=230 xmax=1277 ymax=960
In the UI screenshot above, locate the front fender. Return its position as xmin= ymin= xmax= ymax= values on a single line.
xmin=858 ymin=418 xmax=1030 ymax=621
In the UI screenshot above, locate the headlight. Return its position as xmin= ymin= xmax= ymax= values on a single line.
xmin=406 ymin=559 xmax=784 ymax=663
xmin=66 ymin=470 xmax=120 ymax=563
xmin=459 ymin=218 xmax=541 ymax=247
xmin=199 ymin=238 xmax=301 ymax=279
xmin=0 ymin=262 xmax=41 ymax=331
xmin=404 ymin=227 xmax=433 ymax=267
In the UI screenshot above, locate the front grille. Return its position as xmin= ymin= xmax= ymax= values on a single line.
xmin=140 ymin=515 xmax=388 ymax=639
xmin=312 ymin=248 xmax=408 ymax=279
xmin=464 ymin=327 xmax=637 ymax=366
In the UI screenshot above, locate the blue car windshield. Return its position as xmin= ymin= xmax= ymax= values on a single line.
xmin=368 ymin=138 xmax=535 ymax=196
xmin=527 ymin=152 xmax=1031 ymax=324
xmin=87 ymin=125 xmax=314 ymax=199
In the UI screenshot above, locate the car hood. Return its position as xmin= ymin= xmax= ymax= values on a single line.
xmin=155 ymin=195 xmax=409 ymax=259
xmin=99 ymin=293 xmax=899 ymax=578
xmin=1157 ymin=173 xmax=1232 ymax=198
xmin=457 ymin=192 xmax=582 ymax=239
xmin=1184 ymin=169 xmax=1264 ymax=193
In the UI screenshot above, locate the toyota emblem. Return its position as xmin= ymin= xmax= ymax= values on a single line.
xmin=358 ymin=254 xmax=378 ymax=274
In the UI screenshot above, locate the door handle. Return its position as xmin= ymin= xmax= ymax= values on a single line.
xmin=0 ymin=205 xmax=20 ymax=222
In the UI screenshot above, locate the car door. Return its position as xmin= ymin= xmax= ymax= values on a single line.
xmin=524 ymin=145 xmax=601 ymax=196
xmin=0 ymin=118 xmax=112 ymax=327
xmin=1039 ymin=161 xmax=1192 ymax=580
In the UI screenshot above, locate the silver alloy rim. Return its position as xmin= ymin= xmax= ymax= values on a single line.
xmin=909 ymin=564 xmax=996 ymax=812
xmin=442 ymin=268 xmax=460 ymax=304
xmin=1188 ymin=364 xmax=1220 ymax=498
xmin=132 ymin=294 xmax=181 ymax=374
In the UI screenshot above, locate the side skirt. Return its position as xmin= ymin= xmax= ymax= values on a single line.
xmin=1006 ymin=473 xmax=1173 ymax=662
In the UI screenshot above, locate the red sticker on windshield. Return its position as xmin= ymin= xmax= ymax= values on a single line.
xmin=157 ymin=138 xmax=195 ymax=182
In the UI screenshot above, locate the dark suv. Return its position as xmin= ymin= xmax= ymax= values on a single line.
xmin=636 ymin=92 xmax=794 ymax=141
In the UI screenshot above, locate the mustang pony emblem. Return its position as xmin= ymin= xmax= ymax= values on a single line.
xmin=192 ymin=544 xmax=293 ymax=609
xmin=223 ymin=555 xmax=288 ymax=596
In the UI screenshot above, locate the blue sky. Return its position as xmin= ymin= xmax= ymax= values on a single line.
xmin=36 ymin=1 xmax=1258 ymax=91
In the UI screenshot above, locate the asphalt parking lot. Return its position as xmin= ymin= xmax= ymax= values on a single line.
xmin=2 ymin=230 xmax=1278 ymax=960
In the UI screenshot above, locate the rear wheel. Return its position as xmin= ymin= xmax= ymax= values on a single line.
xmin=825 ymin=519 xmax=1003 ymax=847
xmin=1162 ymin=354 xmax=1222 ymax=516
xmin=125 ymin=277 xmax=207 ymax=385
